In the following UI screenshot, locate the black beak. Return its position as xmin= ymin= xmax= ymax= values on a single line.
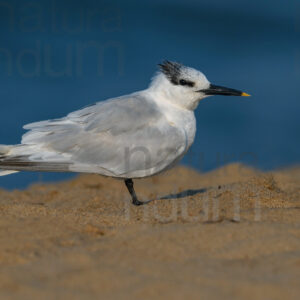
xmin=199 ymin=84 xmax=250 ymax=97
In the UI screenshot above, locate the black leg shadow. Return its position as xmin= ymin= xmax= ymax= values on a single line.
xmin=142 ymin=188 xmax=208 ymax=204
xmin=157 ymin=188 xmax=207 ymax=200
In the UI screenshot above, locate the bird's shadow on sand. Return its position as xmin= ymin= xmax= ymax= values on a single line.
xmin=143 ymin=188 xmax=208 ymax=204
xmin=158 ymin=188 xmax=207 ymax=200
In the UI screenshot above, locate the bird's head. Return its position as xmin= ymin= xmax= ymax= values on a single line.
xmin=149 ymin=61 xmax=250 ymax=110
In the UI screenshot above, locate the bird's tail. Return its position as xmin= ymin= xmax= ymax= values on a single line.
xmin=0 ymin=144 xmax=71 ymax=174
xmin=0 ymin=145 xmax=19 ymax=176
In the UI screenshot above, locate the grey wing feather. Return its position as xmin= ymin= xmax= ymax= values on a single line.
xmin=14 ymin=93 xmax=186 ymax=177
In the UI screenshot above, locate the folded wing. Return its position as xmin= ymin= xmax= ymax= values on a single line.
xmin=7 ymin=94 xmax=186 ymax=178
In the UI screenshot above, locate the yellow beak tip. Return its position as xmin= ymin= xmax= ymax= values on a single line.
xmin=241 ymin=92 xmax=251 ymax=97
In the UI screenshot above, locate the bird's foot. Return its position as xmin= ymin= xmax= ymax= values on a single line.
xmin=132 ymin=198 xmax=145 ymax=206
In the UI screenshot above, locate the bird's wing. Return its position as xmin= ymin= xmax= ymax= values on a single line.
xmin=9 ymin=94 xmax=187 ymax=177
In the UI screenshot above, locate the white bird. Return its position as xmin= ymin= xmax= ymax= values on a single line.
xmin=0 ymin=61 xmax=250 ymax=205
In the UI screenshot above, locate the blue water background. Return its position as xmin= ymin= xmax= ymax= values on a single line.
xmin=0 ymin=0 xmax=299 ymax=189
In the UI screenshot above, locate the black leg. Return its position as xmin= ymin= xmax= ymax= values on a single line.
xmin=124 ymin=179 xmax=144 ymax=206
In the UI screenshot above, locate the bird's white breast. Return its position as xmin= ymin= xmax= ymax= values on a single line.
xmin=151 ymin=94 xmax=197 ymax=153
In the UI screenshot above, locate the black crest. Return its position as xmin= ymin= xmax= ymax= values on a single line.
xmin=158 ymin=60 xmax=182 ymax=85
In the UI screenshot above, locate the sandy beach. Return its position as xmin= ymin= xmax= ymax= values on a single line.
xmin=0 ymin=163 xmax=299 ymax=299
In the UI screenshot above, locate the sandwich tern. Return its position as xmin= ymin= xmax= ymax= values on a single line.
xmin=0 ymin=61 xmax=250 ymax=205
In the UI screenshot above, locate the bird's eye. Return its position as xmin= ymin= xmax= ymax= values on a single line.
xmin=179 ymin=79 xmax=194 ymax=87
